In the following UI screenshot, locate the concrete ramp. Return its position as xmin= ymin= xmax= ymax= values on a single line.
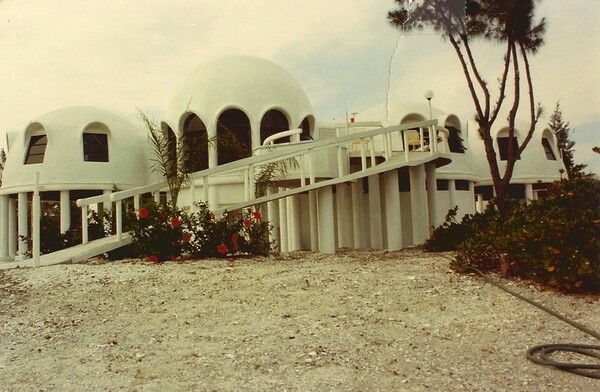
xmin=0 ymin=234 xmax=132 ymax=270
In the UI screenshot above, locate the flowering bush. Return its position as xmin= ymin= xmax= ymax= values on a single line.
xmin=129 ymin=202 xmax=185 ymax=262
xmin=129 ymin=201 xmax=272 ymax=262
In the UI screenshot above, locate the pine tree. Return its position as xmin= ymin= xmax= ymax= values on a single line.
xmin=547 ymin=102 xmax=586 ymax=179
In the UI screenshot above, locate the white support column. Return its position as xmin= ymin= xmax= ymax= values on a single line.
xmin=409 ymin=165 xmax=429 ymax=245
xmin=8 ymin=198 xmax=17 ymax=258
xmin=384 ymin=170 xmax=402 ymax=251
xmin=0 ymin=195 xmax=9 ymax=260
xmin=425 ymin=163 xmax=438 ymax=230
xmin=103 ymin=189 xmax=113 ymax=212
xmin=448 ymin=179 xmax=457 ymax=210
xmin=351 ymin=180 xmax=366 ymax=249
xmin=476 ymin=194 xmax=484 ymax=213
xmin=308 ymin=190 xmax=319 ymax=251
xmin=289 ymin=194 xmax=301 ymax=251
xmin=267 ymin=191 xmax=280 ymax=252
xmin=525 ymin=183 xmax=534 ymax=204
xmin=317 ymin=186 xmax=335 ymax=254
xmin=60 ymin=190 xmax=71 ymax=233
xmin=32 ymin=173 xmax=41 ymax=267
xmin=278 ymin=192 xmax=288 ymax=254
xmin=17 ymin=192 xmax=29 ymax=260
xmin=336 ymin=183 xmax=353 ymax=248
xmin=368 ymin=174 xmax=383 ymax=249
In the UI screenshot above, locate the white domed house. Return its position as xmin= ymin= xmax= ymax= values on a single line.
xmin=0 ymin=106 xmax=150 ymax=260
xmin=469 ymin=120 xmax=566 ymax=209
xmin=0 ymin=56 xmax=566 ymax=266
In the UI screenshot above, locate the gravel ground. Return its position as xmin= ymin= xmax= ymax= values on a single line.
xmin=0 ymin=249 xmax=598 ymax=391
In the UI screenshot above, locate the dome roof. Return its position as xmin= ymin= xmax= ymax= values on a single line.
xmin=165 ymin=56 xmax=313 ymax=135
xmin=1 ymin=106 xmax=150 ymax=193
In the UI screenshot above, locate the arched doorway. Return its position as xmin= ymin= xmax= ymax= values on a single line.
xmin=181 ymin=113 xmax=208 ymax=173
xmin=260 ymin=109 xmax=289 ymax=144
xmin=217 ymin=109 xmax=251 ymax=165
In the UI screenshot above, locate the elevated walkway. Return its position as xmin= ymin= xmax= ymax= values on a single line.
xmin=0 ymin=234 xmax=132 ymax=270
xmin=2 ymin=119 xmax=450 ymax=269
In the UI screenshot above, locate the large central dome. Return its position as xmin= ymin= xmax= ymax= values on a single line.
xmin=166 ymin=56 xmax=313 ymax=135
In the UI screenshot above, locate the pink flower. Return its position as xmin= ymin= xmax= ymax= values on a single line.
xmin=148 ymin=255 xmax=158 ymax=263
xmin=138 ymin=208 xmax=149 ymax=219
xmin=217 ymin=243 xmax=228 ymax=255
xmin=252 ymin=210 xmax=262 ymax=222
xmin=171 ymin=217 xmax=182 ymax=228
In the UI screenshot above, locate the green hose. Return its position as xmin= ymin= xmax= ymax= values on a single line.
xmin=442 ymin=256 xmax=600 ymax=379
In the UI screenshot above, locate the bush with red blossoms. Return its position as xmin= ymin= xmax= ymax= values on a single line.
xmin=129 ymin=201 xmax=185 ymax=262
xmin=128 ymin=201 xmax=272 ymax=261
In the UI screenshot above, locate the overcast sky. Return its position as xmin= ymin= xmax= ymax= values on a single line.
xmin=1 ymin=0 xmax=598 ymax=173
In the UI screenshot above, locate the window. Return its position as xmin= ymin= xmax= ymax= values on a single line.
xmin=299 ymin=117 xmax=313 ymax=141
xmin=497 ymin=136 xmax=520 ymax=161
xmin=217 ymin=109 xmax=251 ymax=165
xmin=182 ymin=114 xmax=208 ymax=173
xmin=447 ymin=126 xmax=466 ymax=153
xmin=83 ymin=133 xmax=108 ymax=162
xmin=541 ymin=138 xmax=556 ymax=160
xmin=25 ymin=135 xmax=48 ymax=164
xmin=455 ymin=180 xmax=470 ymax=191
xmin=436 ymin=179 xmax=449 ymax=191
xmin=260 ymin=110 xmax=289 ymax=144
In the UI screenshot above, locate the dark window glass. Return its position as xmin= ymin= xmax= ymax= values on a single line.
xmin=508 ymin=184 xmax=525 ymax=199
xmin=436 ymin=179 xmax=449 ymax=191
xmin=217 ymin=109 xmax=251 ymax=165
xmin=455 ymin=180 xmax=470 ymax=191
xmin=475 ymin=185 xmax=494 ymax=201
xmin=83 ymin=133 xmax=108 ymax=162
xmin=260 ymin=110 xmax=289 ymax=144
xmin=25 ymin=135 xmax=48 ymax=164
xmin=541 ymin=138 xmax=556 ymax=160
xmin=398 ymin=169 xmax=410 ymax=192
xmin=299 ymin=117 xmax=312 ymax=141
xmin=182 ymin=115 xmax=208 ymax=173
xmin=447 ymin=126 xmax=466 ymax=153
xmin=497 ymin=136 xmax=520 ymax=161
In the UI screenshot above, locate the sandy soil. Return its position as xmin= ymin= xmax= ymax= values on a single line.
xmin=0 ymin=249 xmax=598 ymax=391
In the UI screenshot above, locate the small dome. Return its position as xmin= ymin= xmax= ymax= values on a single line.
xmin=1 ymin=106 xmax=150 ymax=193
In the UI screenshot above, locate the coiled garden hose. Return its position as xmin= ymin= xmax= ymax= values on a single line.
xmin=442 ymin=256 xmax=600 ymax=379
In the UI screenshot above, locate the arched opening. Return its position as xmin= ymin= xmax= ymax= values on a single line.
xmin=496 ymin=128 xmax=521 ymax=161
xmin=299 ymin=116 xmax=313 ymax=141
xmin=83 ymin=123 xmax=110 ymax=162
xmin=161 ymin=122 xmax=178 ymax=177
xmin=445 ymin=116 xmax=466 ymax=153
xmin=181 ymin=113 xmax=208 ymax=173
xmin=24 ymin=123 xmax=47 ymax=164
xmin=260 ymin=109 xmax=289 ymax=145
xmin=217 ymin=109 xmax=251 ymax=165
xmin=400 ymin=114 xmax=427 ymax=151
xmin=541 ymin=129 xmax=557 ymax=160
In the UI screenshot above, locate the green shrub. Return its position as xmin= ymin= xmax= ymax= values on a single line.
xmin=449 ymin=177 xmax=599 ymax=293
xmin=129 ymin=201 xmax=272 ymax=262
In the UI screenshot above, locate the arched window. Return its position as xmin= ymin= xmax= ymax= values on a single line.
xmin=182 ymin=114 xmax=208 ymax=173
xmin=260 ymin=109 xmax=289 ymax=145
xmin=299 ymin=117 xmax=313 ymax=141
xmin=541 ymin=130 xmax=557 ymax=160
xmin=24 ymin=123 xmax=47 ymax=164
xmin=401 ymin=114 xmax=426 ymax=151
xmin=82 ymin=123 xmax=110 ymax=162
xmin=446 ymin=126 xmax=466 ymax=153
xmin=161 ymin=123 xmax=178 ymax=176
xmin=217 ymin=109 xmax=251 ymax=165
xmin=497 ymin=129 xmax=521 ymax=161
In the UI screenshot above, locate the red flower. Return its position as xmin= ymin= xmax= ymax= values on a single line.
xmin=171 ymin=217 xmax=182 ymax=228
xmin=181 ymin=232 xmax=192 ymax=243
xmin=138 ymin=208 xmax=149 ymax=219
xmin=148 ymin=255 xmax=158 ymax=263
xmin=243 ymin=219 xmax=252 ymax=228
xmin=217 ymin=243 xmax=228 ymax=255
xmin=170 ymin=255 xmax=178 ymax=261
xmin=252 ymin=210 xmax=262 ymax=222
